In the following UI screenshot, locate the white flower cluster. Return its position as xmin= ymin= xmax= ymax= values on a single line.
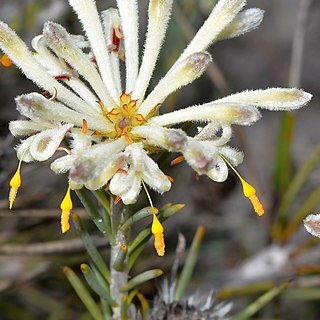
xmin=0 ymin=0 xmax=311 ymax=208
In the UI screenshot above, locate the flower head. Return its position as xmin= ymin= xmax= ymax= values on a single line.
xmin=1 ymin=0 xmax=311 ymax=254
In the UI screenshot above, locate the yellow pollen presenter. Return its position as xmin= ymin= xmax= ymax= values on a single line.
xmin=9 ymin=160 xmax=22 ymax=209
xmin=221 ymin=154 xmax=264 ymax=216
xmin=60 ymin=186 xmax=73 ymax=233
xmin=142 ymin=181 xmax=165 ymax=256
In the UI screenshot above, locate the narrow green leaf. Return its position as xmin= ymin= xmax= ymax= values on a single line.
xmin=92 ymin=189 xmax=111 ymax=215
xmin=113 ymin=244 xmax=128 ymax=272
xmin=273 ymin=112 xmax=295 ymax=197
xmin=281 ymin=186 xmax=320 ymax=243
xmin=80 ymin=264 xmax=114 ymax=306
xmin=92 ymin=190 xmax=116 ymax=245
xmin=273 ymin=145 xmax=320 ymax=240
xmin=129 ymin=229 xmax=150 ymax=255
xmin=76 ymin=189 xmax=108 ymax=234
xmin=63 ymin=266 xmax=104 ymax=320
xmin=120 ymin=207 xmax=153 ymax=232
xmin=160 ymin=204 xmax=185 ymax=219
xmin=121 ymin=269 xmax=164 ymax=292
xmin=100 ymin=298 xmax=112 ymax=320
xmin=217 ymin=281 xmax=275 ymax=300
xmin=128 ymin=241 xmax=147 ymax=271
xmin=174 ymin=225 xmax=205 ymax=301
xmin=72 ymin=214 xmax=110 ymax=283
xmin=284 ymin=288 xmax=320 ymax=300
xmin=232 ymin=281 xmax=290 ymax=320
xmin=120 ymin=296 xmax=129 ymax=320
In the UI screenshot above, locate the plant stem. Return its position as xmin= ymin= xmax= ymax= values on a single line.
xmin=110 ymin=201 xmax=130 ymax=319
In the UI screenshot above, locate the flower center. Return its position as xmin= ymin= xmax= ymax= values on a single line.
xmin=98 ymin=92 xmax=147 ymax=144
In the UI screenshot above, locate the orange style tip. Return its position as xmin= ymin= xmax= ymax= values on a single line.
xmin=249 ymin=194 xmax=265 ymax=216
xmin=166 ymin=175 xmax=174 ymax=182
xmin=81 ymin=119 xmax=88 ymax=134
xmin=170 ymin=156 xmax=185 ymax=166
xmin=116 ymin=168 xmax=128 ymax=175
xmin=1 ymin=54 xmax=12 ymax=67
xmin=114 ymin=196 xmax=122 ymax=204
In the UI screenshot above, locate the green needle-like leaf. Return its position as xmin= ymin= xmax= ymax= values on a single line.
xmin=72 ymin=214 xmax=110 ymax=283
xmin=76 ymin=189 xmax=108 ymax=235
xmin=80 ymin=264 xmax=114 ymax=305
xmin=174 ymin=225 xmax=205 ymax=301
xmin=281 ymin=186 xmax=320 ymax=243
xmin=120 ymin=207 xmax=153 ymax=232
xmin=121 ymin=269 xmax=164 ymax=292
xmin=63 ymin=266 xmax=104 ymax=320
xmin=273 ymin=145 xmax=320 ymax=240
xmin=232 ymin=281 xmax=290 ymax=320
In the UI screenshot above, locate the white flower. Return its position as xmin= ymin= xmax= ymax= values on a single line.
xmin=1 ymin=0 xmax=312 ymax=241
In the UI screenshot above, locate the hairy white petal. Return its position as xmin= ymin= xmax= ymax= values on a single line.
xmin=132 ymin=0 xmax=173 ymax=103
xmin=219 ymin=146 xmax=244 ymax=166
xmin=110 ymin=169 xmax=141 ymax=204
xmin=29 ymin=124 xmax=73 ymax=161
xmin=304 ymin=214 xmax=320 ymax=238
xmin=182 ymin=138 xmax=217 ymax=174
xmin=218 ymin=8 xmax=264 ymax=41
xmin=215 ymin=88 xmax=312 ymax=110
xmin=68 ymin=0 xmax=119 ymax=102
xmin=43 ymin=22 xmax=115 ymax=109
xmin=50 ymin=155 xmax=76 ymax=174
xmin=116 ymin=0 xmax=139 ymax=92
xmin=16 ymin=136 xmax=37 ymax=163
xmin=132 ymin=125 xmax=187 ymax=151
xmin=101 ymin=9 xmax=122 ymax=95
xmin=32 ymin=35 xmax=68 ymax=73
xmin=125 ymin=143 xmax=144 ymax=172
xmin=15 ymin=93 xmax=111 ymax=132
xmin=32 ymin=35 xmax=99 ymax=107
xmin=120 ymin=175 xmax=142 ymax=205
xmin=0 ymin=21 xmax=99 ymax=117
xmin=70 ymin=133 xmax=92 ymax=152
xmin=141 ymin=155 xmax=171 ymax=193
xmin=9 ymin=120 xmax=52 ymax=136
xmin=177 ymin=0 xmax=246 ymax=62
xmin=66 ymin=78 xmax=100 ymax=107
xmin=196 ymin=122 xmax=232 ymax=146
xmin=150 ymin=103 xmax=261 ymax=126
xmin=69 ymin=138 xmax=127 ymax=184
xmin=206 ymin=157 xmax=228 ymax=182
xmin=84 ymin=156 xmax=123 ymax=190
xmin=139 ymin=52 xmax=212 ymax=117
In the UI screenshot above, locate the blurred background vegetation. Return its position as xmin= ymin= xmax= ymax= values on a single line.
xmin=0 ymin=0 xmax=320 ymax=319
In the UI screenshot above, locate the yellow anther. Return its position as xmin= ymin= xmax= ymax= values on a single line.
xmin=9 ymin=160 xmax=22 ymax=209
xmin=1 ymin=54 xmax=12 ymax=67
xmin=220 ymin=154 xmax=265 ymax=216
xmin=60 ymin=186 xmax=73 ymax=233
